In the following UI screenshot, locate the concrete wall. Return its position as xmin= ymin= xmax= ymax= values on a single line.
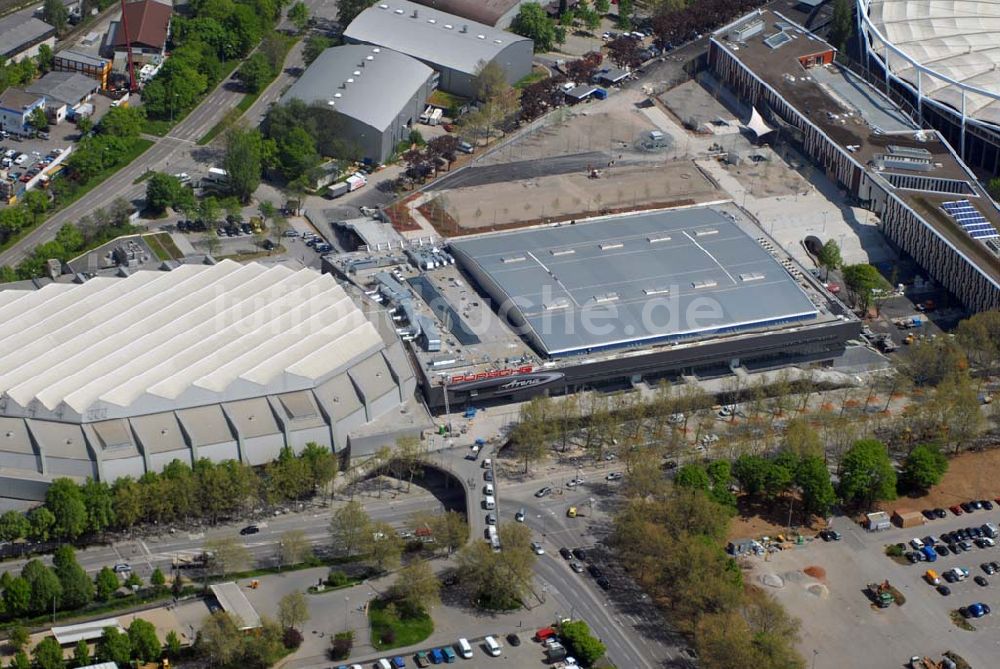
xmin=242 ymin=434 xmax=285 ymax=466
xmin=286 ymin=425 xmax=331 ymax=452
xmin=100 ymin=456 xmax=145 ymax=482
xmin=148 ymin=448 xmax=192 ymax=472
xmin=196 ymin=441 xmax=240 ymax=463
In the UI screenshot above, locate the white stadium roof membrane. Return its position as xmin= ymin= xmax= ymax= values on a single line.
xmin=864 ymin=0 xmax=1000 ymax=126
xmin=0 ymin=261 xmax=384 ymax=422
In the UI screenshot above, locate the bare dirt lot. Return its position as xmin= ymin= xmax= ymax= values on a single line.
xmin=425 ymin=160 xmax=721 ymax=231
xmin=895 ymin=448 xmax=1000 ymax=510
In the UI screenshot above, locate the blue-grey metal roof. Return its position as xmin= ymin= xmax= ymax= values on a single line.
xmin=281 ymin=45 xmax=433 ymax=131
xmin=343 ymin=0 xmax=531 ymax=77
xmin=27 ymin=72 xmax=98 ymax=106
xmin=449 ymin=208 xmax=820 ymax=356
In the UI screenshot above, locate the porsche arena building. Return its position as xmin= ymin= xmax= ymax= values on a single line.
xmin=0 ymin=261 xmax=417 ymax=498
xmin=858 ymin=0 xmax=1000 ymax=175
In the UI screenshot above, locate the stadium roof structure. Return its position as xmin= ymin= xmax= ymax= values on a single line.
xmin=862 ymin=0 xmax=1000 ymax=126
xmin=449 ymin=208 xmax=820 ymax=357
xmin=281 ymin=45 xmax=434 ymax=131
xmin=343 ymin=0 xmax=531 ymax=77
xmin=408 ymin=0 xmax=520 ymax=26
xmin=0 ymin=260 xmax=384 ymax=423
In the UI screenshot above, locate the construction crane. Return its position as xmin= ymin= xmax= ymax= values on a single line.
xmin=119 ymin=0 xmax=137 ymax=91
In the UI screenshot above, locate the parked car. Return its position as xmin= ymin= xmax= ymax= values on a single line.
xmin=566 ymin=477 xmax=584 ymax=488
xmin=113 ymin=563 xmax=131 ymax=573
xmin=535 ymin=486 xmax=552 ymax=498
xmin=596 ymin=576 xmax=611 ymax=590
xmin=531 ymin=542 xmax=545 ymax=555
xmin=962 ymin=602 xmax=991 ymax=618
xmin=572 ymin=548 xmax=588 ymax=560
xmin=962 ymin=502 xmax=976 ymax=513
xmin=559 ymin=547 xmax=573 ymax=560
xmin=606 ymin=472 xmax=623 ymax=481
xmin=515 ymin=509 xmax=525 ymax=522
xmin=240 ymin=525 xmax=260 ymax=536
xmin=587 ymin=564 xmax=603 ymax=578
xmin=982 ymin=500 xmax=994 ymax=510
xmin=951 ymin=505 xmax=965 ymax=516
xmin=569 ymin=561 xmax=584 ymax=573
xmin=819 ymin=530 xmax=841 ymax=542
xmin=937 ymin=584 xmax=951 ymax=596
xmin=982 ymin=563 xmax=996 ymax=575
xmin=975 ymin=575 xmax=989 ymax=587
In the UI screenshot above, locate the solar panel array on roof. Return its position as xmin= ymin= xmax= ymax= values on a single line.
xmin=942 ymin=200 xmax=1000 ymax=240
xmin=764 ymin=31 xmax=793 ymax=49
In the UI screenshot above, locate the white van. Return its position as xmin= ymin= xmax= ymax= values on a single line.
xmin=482 ymin=458 xmax=492 ymax=469
xmin=484 ymin=483 xmax=494 ymax=496
xmin=457 ymin=638 xmax=473 ymax=658
xmin=983 ymin=522 xmax=998 ymax=539
xmin=377 ymin=659 xmax=392 ymax=669
xmin=483 ymin=495 xmax=496 ymax=510
xmin=484 ymin=635 xmax=502 ymax=657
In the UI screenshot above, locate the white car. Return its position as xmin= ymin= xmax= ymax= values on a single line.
xmin=566 ymin=477 xmax=584 ymax=488
xmin=606 ymin=472 xmax=623 ymax=481
xmin=531 ymin=542 xmax=545 ymax=555
xmin=910 ymin=538 xmax=925 ymax=550
xmin=515 ymin=509 xmax=525 ymax=522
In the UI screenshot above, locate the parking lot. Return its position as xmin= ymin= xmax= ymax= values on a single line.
xmin=753 ymin=505 xmax=1000 ymax=668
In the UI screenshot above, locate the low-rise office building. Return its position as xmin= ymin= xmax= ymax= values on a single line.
xmin=343 ymin=0 xmax=533 ymax=98
xmin=0 ymin=88 xmax=46 ymax=135
xmin=280 ymin=45 xmax=436 ymax=163
xmin=53 ymin=50 xmax=113 ymax=89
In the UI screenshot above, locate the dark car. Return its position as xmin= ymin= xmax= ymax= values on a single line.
xmin=970 ymin=527 xmax=984 ymax=539
xmin=906 ymin=552 xmax=921 ymax=563
xmin=587 ymin=564 xmax=603 ymax=578
xmin=975 ymin=575 xmax=989 ymax=587
xmin=934 ymin=545 xmax=949 ymax=557
xmin=559 ymin=547 xmax=573 ymax=560
xmin=972 ymin=500 xmax=984 ymax=510
xmin=944 ymin=571 xmax=958 ymax=583
xmin=937 ymin=584 xmax=952 ymax=596
xmin=982 ymin=500 xmax=995 ymax=510
xmin=596 ymin=576 xmax=611 ymax=590
xmin=934 ymin=508 xmax=948 ymax=518
xmin=982 ymin=563 xmax=996 ymax=575
xmin=819 ymin=530 xmax=842 ymax=542
xmin=962 ymin=502 xmax=976 ymax=513
xmin=572 ymin=548 xmax=588 ymax=561
xmin=951 ymin=505 xmax=965 ymax=516
xmin=962 ymin=603 xmax=991 ymax=618
xmin=506 ymin=633 xmax=521 ymax=647
xmin=483 ymin=470 xmax=493 ymax=482
xmin=240 ymin=525 xmax=259 ymax=536
xmin=922 ymin=509 xmax=937 ymax=520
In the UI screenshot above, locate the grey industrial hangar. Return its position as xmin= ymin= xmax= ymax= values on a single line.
xmin=449 ymin=208 xmax=820 ymax=357
xmin=281 ymin=45 xmax=436 ymax=163
xmin=343 ymin=0 xmax=533 ymax=98
xmin=0 ymin=261 xmax=417 ymax=499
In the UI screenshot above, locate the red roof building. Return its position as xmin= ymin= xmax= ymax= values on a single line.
xmin=112 ymin=0 xmax=171 ymax=54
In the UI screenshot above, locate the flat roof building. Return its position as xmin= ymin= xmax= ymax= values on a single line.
xmin=281 ymin=45 xmax=435 ymax=163
xmin=53 ymin=50 xmax=112 ymax=89
xmin=0 ymin=261 xmax=417 ymax=495
xmin=343 ymin=0 xmax=533 ymax=98
xmin=449 ymin=208 xmax=819 ymax=357
xmin=710 ymin=8 xmax=1000 ymax=312
xmin=27 ymin=72 xmax=100 ymax=108
xmin=209 ymin=583 xmax=261 ymax=629
xmin=0 ymin=13 xmax=55 ymax=61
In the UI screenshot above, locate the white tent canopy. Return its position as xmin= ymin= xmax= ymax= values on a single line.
xmin=744 ymin=106 xmax=775 ymax=137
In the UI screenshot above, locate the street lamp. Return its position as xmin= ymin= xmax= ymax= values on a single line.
xmin=344 ymin=595 xmax=350 ymax=631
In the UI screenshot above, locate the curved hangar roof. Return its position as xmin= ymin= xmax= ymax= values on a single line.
xmin=0 ymin=260 xmax=384 ymax=422
xmin=865 ymin=0 xmax=1000 ymax=125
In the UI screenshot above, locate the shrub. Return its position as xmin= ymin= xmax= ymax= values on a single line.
xmin=282 ymin=627 xmax=303 ymax=650
xmin=330 ymin=631 xmax=353 ymax=660
xmin=885 ymin=544 xmax=904 ymax=557
xmin=326 ymin=570 xmax=349 ymax=587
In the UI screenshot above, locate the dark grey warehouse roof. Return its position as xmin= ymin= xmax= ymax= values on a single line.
xmin=27 ymin=72 xmax=98 ymax=107
xmin=280 ymin=45 xmax=434 ymax=132
xmin=0 ymin=14 xmax=54 ymax=59
xmin=449 ymin=208 xmax=820 ymax=357
xmin=343 ymin=0 xmax=531 ymax=76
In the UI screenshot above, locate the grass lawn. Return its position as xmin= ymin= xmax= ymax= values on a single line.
xmin=515 ymin=67 xmax=549 ymax=88
xmin=144 ymin=232 xmax=182 ymax=260
xmin=427 ymin=89 xmax=467 ymax=111
xmin=368 ymin=599 xmax=433 ymax=651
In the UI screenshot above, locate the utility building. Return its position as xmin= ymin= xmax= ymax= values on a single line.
xmin=280 ymin=45 xmax=435 ymax=163
xmin=343 ymin=0 xmax=533 ymax=98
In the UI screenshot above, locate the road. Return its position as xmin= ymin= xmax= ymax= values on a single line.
xmin=0 ymin=32 xmax=306 ymax=268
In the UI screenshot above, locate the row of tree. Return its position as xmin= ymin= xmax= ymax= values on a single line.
xmin=614 ymin=486 xmax=805 ymax=667
xmin=10 ymin=618 xmax=171 ymax=669
xmin=0 ymin=444 xmax=338 ymax=546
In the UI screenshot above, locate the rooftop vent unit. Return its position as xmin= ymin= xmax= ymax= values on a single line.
xmin=550 ymin=248 xmax=575 ymax=256
xmin=444 ymin=23 xmax=452 ymax=29
xmin=647 ymin=235 xmax=671 ymax=243
xmin=394 ymin=8 xmax=404 ymax=14
xmin=692 ymin=279 xmax=718 ymax=289
xmin=599 ymin=242 xmax=623 ymax=250
xmin=592 ymin=292 xmax=619 ymax=304
xmin=373 ymin=48 xmax=380 ymax=53
xmin=411 ymin=8 xmax=417 ymax=16
xmin=378 ymin=3 xmax=388 ymax=7
xmin=543 ymin=299 xmax=570 ymax=311
xmin=477 ymin=34 xmax=486 ymax=39
xmin=461 ymin=24 xmax=468 ymax=32
xmin=643 ymin=287 xmax=670 ymax=296
xmin=695 ymin=229 xmax=718 ymax=237
xmin=501 ymin=255 xmax=526 ymax=264
xmin=428 ymin=18 xmax=435 ymax=23
xmin=739 ymin=272 xmax=765 ymax=282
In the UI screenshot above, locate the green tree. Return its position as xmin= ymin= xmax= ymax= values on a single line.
xmin=796 ymin=455 xmax=836 ymax=519
xmin=150 ymin=567 xmax=167 ymax=590
xmin=675 ymin=463 xmax=711 ymax=490
xmin=165 ymin=630 xmax=182 ymax=659
xmin=72 ymin=639 xmax=91 ymax=667
xmin=127 ymin=618 xmax=161 ymax=663
xmin=457 ymin=522 xmax=536 ymax=609
xmin=23 ymin=560 xmax=62 ymax=616
xmin=337 ymin=0 xmax=376 ymax=25
xmin=3 ymin=577 xmax=31 ymax=617
xmin=369 ymin=521 xmax=404 ymax=572
xmin=816 ymin=239 xmax=843 ymax=281
xmin=31 ymin=636 xmax=64 ymax=669
xmin=303 ymin=35 xmax=333 ymax=65
xmin=559 ymin=620 xmax=606 ymax=666
xmin=838 ymin=438 xmax=897 ymax=508
xmin=9 ymin=626 xmax=29 ymax=654
xmin=42 ymin=0 xmax=68 ymax=32
xmin=329 ymin=500 xmax=372 ymax=557
xmin=389 ymin=560 xmax=440 ymax=614
xmin=196 ymin=612 xmax=242 ymax=666
xmin=44 ymin=478 xmax=88 ymax=540
xmin=510 ymin=395 xmax=554 ymax=473
xmin=595 ymin=0 xmax=609 ymax=12
xmin=901 ymin=444 xmax=948 ymax=491
xmin=287 ymin=1 xmax=309 ymax=30
xmin=842 ymin=263 xmax=890 ymax=315
xmin=80 ymin=478 xmax=116 ymax=535
xmin=277 ymin=590 xmax=309 ymax=630
xmin=99 ymin=105 xmax=145 ymax=138
xmin=96 ymin=627 xmax=131 ymax=666
xmin=11 ymin=651 xmax=30 ymax=669
xmin=111 ymin=477 xmax=143 ymax=531
xmin=237 ymin=52 xmax=272 ymax=94
xmin=204 ymin=537 xmax=252 ymax=577
xmin=829 ymin=0 xmax=853 ymax=50
xmin=299 ymin=442 xmax=338 ymax=494
xmin=28 ymin=107 xmax=48 ymax=132
xmin=27 ymin=506 xmax=54 ymax=542
xmin=94 ymin=567 xmax=120 ymax=602
xmin=223 ymin=126 xmax=262 ymax=203
xmin=146 ymin=172 xmax=183 ymax=214
xmin=37 ymin=44 xmax=54 ymax=73
xmin=0 ymin=510 xmax=30 ymax=542
xmin=278 ymin=529 xmax=313 ymax=567
xmin=615 ymin=0 xmax=632 ymax=29
xmin=53 ymin=545 xmax=93 ymax=610
xmin=511 ymin=3 xmax=559 ymax=52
